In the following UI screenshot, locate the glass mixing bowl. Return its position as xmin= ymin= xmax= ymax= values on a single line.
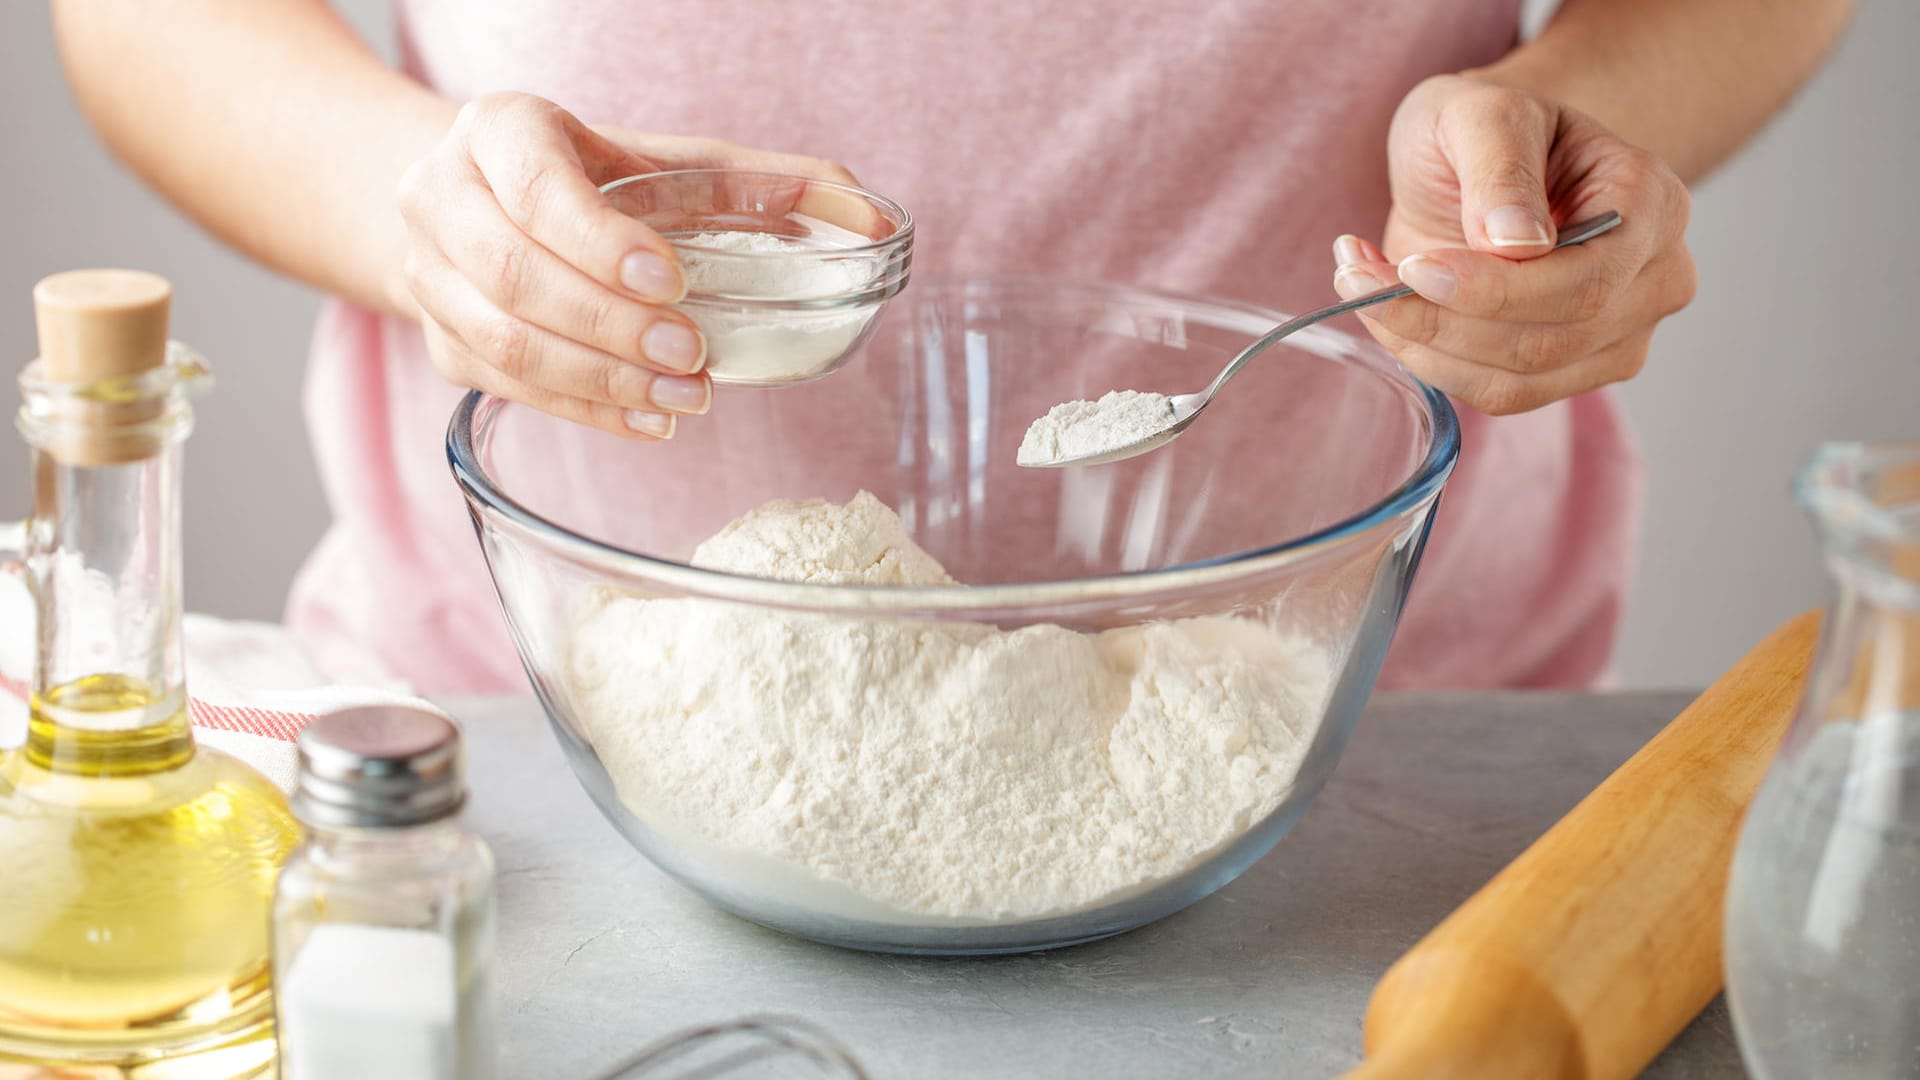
xmin=448 ymin=278 xmax=1458 ymax=955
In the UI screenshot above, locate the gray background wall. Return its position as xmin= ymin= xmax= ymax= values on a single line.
xmin=1 ymin=1 xmax=1914 ymax=689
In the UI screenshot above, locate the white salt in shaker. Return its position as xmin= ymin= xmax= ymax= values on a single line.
xmin=273 ymin=707 xmax=498 ymax=1079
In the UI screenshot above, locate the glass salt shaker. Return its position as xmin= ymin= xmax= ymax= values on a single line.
xmin=1725 ymin=442 xmax=1920 ymax=1078
xmin=273 ymin=706 xmax=499 ymax=1079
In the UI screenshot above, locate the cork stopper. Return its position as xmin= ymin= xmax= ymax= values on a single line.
xmin=28 ymin=270 xmax=177 ymax=465
xmin=34 ymin=269 xmax=172 ymax=382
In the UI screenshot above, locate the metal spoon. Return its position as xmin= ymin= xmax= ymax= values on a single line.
xmin=1019 ymin=210 xmax=1623 ymax=469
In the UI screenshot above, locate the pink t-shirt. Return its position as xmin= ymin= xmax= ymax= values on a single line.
xmin=288 ymin=0 xmax=1642 ymax=694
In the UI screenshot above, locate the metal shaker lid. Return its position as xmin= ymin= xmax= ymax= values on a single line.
xmin=293 ymin=706 xmax=466 ymax=829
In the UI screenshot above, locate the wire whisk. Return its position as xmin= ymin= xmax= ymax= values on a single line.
xmin=591 ymin=1014 xmax=871 ymax=1079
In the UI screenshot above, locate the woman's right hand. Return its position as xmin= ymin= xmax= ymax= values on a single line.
xmin=395 ymin=92 xmax=857 ymax=439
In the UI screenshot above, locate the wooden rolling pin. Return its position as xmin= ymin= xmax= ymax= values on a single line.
xmin=1346 ymin=611 xmax=1822 ymax=1080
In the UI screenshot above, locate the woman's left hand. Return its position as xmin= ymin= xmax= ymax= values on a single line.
xmin=1335 ymin=74 xmax=1697 ymax=415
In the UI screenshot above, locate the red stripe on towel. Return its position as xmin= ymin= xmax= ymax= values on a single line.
xmin=1 ymin=674 xmax=311 ymax=743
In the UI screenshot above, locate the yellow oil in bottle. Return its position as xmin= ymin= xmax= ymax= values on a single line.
xmin=0 ymin=674 xmax=300 ymax=1076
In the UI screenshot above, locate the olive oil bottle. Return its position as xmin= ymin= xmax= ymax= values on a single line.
xmin=0 ymin=271 xmax=298 ymax=1077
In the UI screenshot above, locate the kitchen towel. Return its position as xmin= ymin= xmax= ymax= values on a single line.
xmin=0 ymin=574 xmax=442 ymax=791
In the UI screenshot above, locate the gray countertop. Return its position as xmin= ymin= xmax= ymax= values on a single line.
xmin=453 ymin=691 xmax=1745 ymax=1079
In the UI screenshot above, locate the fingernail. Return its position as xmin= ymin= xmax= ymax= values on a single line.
xmin=1333 ymin=235 xmax=1367 ymax=266
xmin=1397 ymin=255 xmax=1458 ymax=303
xmin=621 ymin=250 xmax=683 ymax=301
xmin=1334 ymin=264 xmax=1388 ymax=299
xmin=641 ymin=320 xmax=705 ymax=373
xmin=1483 ymin=205 xmax=1552 ymax=248
xmin=648 ymin=373 xmax=711 ymax=415
xmin=624 ymin=410 xmax=675 ymax=438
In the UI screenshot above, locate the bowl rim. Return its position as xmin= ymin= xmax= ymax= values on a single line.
xmin=446 ymin=276 xmax=1460 ymax=610
xmin=599 ymin=168 xmax=915 ymax=257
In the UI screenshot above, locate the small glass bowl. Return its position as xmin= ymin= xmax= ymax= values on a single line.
xmin=600 ymin=170 xmax=913 ymax=387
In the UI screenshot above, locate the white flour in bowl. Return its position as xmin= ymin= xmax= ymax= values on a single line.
xmin=567 ymin=492 xmax=1329 ymax=922
xmin=1017 ymin=390 xmax=1179 ymax=466
xmin=674 ymin=230 xmax=878 ymax=384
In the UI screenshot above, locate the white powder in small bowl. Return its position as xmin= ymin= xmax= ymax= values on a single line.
xmin=675 ymin=230 xmax=882 ymax=385
xmin=1017 ymin=390 xmax=1179 ymax=466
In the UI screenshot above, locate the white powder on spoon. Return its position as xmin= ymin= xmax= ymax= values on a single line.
xmin=1017 ymin=390 xmax=1179 ymax=466
xmin=674 ymin=230 xmax=879 ymax=385
xmin=567 ymin=491 xmax=1330 ymax=923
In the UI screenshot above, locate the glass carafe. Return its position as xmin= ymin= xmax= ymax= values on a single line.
xmin=1726 ymin=441 xmax=1920 ymax=1078
xmin=0 ymin=271 xmax=298 ymax=1076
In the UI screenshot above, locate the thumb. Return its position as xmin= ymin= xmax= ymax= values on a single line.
xmin=569 ymin=120 xmax=666 ymax=187
xmin=1442 ymin=91 xmax=1558 ymax=256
